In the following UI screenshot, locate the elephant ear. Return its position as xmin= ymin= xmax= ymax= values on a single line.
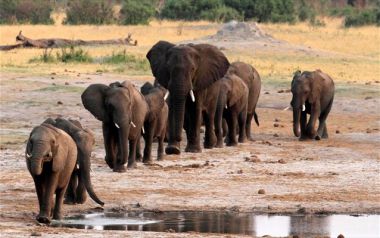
xmin=51 ymin=130 xmax=69 ymax=173
xmin=291 ymin=70 xmax=302 ymax=87
xmin=192 ymin=44 xmax=230 ymax=90
xmin=228 ymin=75 xmax=248 ymax=106
xmin=146 ymin=41 xmax=175 ymax=88
xmin=307 ymin=72 xmax=322 ymax=104
xmin=81 ymin=84 xmax=110 ymax=122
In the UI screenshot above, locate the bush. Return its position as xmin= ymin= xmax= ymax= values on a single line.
xmin=199 ymin=6 xmax=242 ymax=22
xmin=120 ymin=0 xmax=155 ymax=25
xmin=65 ymin=0 xmax=114 ymax=25
xmin=102 ymin=50 xmax=150 ymax=71
xmin=297 ymin=0 xmax=316 ymax=22
xmin=56 ymin=46 xmax=93 ymax=63
xmin=29 ymin=49 xmax=56 ymax=63
xmin=344 ymin=8 xmax=380 ymax=27
xmin=0 ymin=0 xmax=54 ymax=24
xmin=161 ymin=0 xmax=198 ymax=20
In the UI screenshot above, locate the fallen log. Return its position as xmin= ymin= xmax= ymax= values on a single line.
xmin=0 ymin=31 xmax=138 ymax=51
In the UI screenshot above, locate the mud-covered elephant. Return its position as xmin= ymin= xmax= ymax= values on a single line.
xmin=140 ymin=82 xmax=168 ymax=162
xmin=146 ymin=41 xmax=230 ymax=154
xmin=226 ymin=62 xmax=261 ymax=140
xmin=43 ymin=117 xmax=104 ymax=206
xmin=214 ymin=73 xmax=249 ymax=147
xmin=26 ymin=123 xmax=77 ymax=223
xmin=81 ymin=81 xmax=148 ymax=172
xmin=291 ymin=69 xmax=335 ymax=140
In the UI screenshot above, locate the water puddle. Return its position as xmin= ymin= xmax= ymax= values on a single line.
xmin=52 ymin=211 xmax=380 ymax=237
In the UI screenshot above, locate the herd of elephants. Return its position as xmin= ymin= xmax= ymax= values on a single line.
xmin=24 ymin=40 xmax=335 ymax=224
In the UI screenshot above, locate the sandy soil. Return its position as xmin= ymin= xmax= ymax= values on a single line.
xmin=0 ymin=68 xmax=379 ymax=237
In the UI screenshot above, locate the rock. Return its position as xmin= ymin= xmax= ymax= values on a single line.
xmin=277 ymin=89 xmax=284 ymax=93
xmin=278 ymin=159 xmax=286 ymax=164
xmin=365 ymin=82 xmax=371 ymax=85
xmin=51 ymin=77 xmax=54 ymax=79
xmin=57 ymin=101 xmax=63 ymax=105
xmin=65 ymin=82 xmax=69 ymax=85
xmin=273 ymin=123 xmax=279 ymax=127
xmin=274 ymin=118 xmax=280 ymax=122
xmin=264 ymin=91 xmax=270 ymax=94
xmin=31 ymin=232 xmax=42 ymax=236
xmin=258 ymin=189 xmax=266 ymax=194
xmin=51 ymin=72 xmax=56 ymax=75
xmin=52 ymin=83 xmax=56 ymax=86
xmin=364 ymin=96 xmax=373 ymax=100
xmin=237 ymin=169 xmax=243 ymax=174
xmin=273 ymin=133 xmax=279 ymax=137
xmin=245 ymin=156 xmax=261 ymax=163
xmin=336 ymin=130 xmax=340 ymax=134
xmin=366 ymin=128 xmax=372 ymax=133
xmin=375 ymin=80 xmax=380 ymax=83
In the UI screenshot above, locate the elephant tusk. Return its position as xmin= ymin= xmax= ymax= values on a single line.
xmin=48 ymin=151 xmax=53 ymax=158
xmin=190 ymin=90 xmax=195 ymax=102
xmin=130 ymin=121 xmax=136 ymax=128
xmin=26 ymin=153 xmax=32 ymax=159
xmin=302 ymin=104 xmax=306 ymax=112
xmin=115 ymin=123 xmax=120 ymax=129
xmin=164 ymin=91 xmax=169 ymax=100
xmin=283 ymin=106 xmax=291 ymax=111
xmin=225 ymin=104 xmax=228 ymax=109
xmin=142 ymin=126 xmax=145 ymax=134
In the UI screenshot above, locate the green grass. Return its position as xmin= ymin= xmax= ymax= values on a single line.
xmin=100 ymin=50 xmax=150 ymax=72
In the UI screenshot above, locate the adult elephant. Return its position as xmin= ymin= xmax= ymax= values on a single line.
xmin=43 ymin=117 xmax=104 ymax=206
xmin=81 ymin=81 xmax=148 ymax=172
xmin=146 ymin=41 xmax=230 ymax=154
xmin=226 ymin=62 xmax=261 ymax=141
xmin=291 ymin=70 xmax=335 ymax=140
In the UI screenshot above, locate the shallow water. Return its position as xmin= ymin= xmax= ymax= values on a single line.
xmin=52 ymin=211 xmax=380 ymax=237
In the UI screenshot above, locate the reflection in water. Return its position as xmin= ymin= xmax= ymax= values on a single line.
xmin=52 ymin=211 xmax=380 ymax=237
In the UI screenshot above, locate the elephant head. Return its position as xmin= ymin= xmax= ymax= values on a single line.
xmin=146 ymin=41 xmax=229 ymax=152
xmin=26 ymin=124 xmax=67 ymax=176
xmin=291 ymin=71 xmax=321 ymax=137
xmin=81 ymin=81 xmax=136 ymax=169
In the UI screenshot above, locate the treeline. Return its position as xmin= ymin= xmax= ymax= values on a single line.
xmin=0 ymin=0 xmax=379 ymax=27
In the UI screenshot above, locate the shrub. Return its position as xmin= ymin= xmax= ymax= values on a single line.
xmin=199 ymin=6 xmax=242 ymax=22
xmin=344 ymin=8 xmax=379 ymax=27
xmin=0 ymin=0 xmax=54 ymax=24
xmin=65 ymin=0 xmax=114 ymax=25
xmin=56 ymin=46 xmax=93 ymax=63
xmin=102 ymin=50 xmax=149 ymax=71
xmin=120 ymin=0 xmax=155 ymax=25
xmin=297 ymin=0 xmax=316 ymax=22
xmin=29 ymin=49 xmax=56 ymax=63
xmin=161 ymin=0 xmax=198 ymax=20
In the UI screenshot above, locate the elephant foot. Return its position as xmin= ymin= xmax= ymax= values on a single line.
xmin=215 ymin=141 xmax=224 ymax=148
xmin=165 ymin=145 xmax=181 ymax=155
xmin=238 ymin=137 xmax=247 ymax=143
xmin=203 ymin=142 xmax=214 ymax=149
xmin=136 ymin=153 xmax=142 ymax=162
xmin=299 ymin=136 xmax=311 ymax=141
xmin=113 ymin=165 xmax=126 ymax=172
xmin=53 ymin=212 xmax=62 ymax=221
xmin=185 ymin=144 xmax=202 ymax=153
xmin=76 ymin=193 xmax=87 ymax=204
xmin=36 ymin=215 xmax=51 ymax=224
xmin=127 ymin=162 xmax=137 ymax=169
xmin=157 ymin=155 xmax=164 ymax=161
xmin=315 ymin=135 xmax=321 ymax=140
xmin=143 ymin=158 xmax=153 ymax=164
xmin=226 ymin=142 xmax=238 ymax=147
xmin=105 ymin=157 xmax=114 ymax=169
xmin=63 ymin=198 xmax=76 ymax=205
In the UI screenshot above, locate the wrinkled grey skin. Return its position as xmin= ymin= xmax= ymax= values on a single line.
xmin=214 ymin=73 xmax=249 ymax=147
xmin=140 ymin=82 xmax=168 ymax=163
xmin=226 ymin=62 xmax=261 ymax=141
xmin=26 ymin=123 xmax=77 ymax=224
xmin=81 ymin=81 xmax=148 ymax=172
xmin=291 ymin=69 xmax=335 ymax=140
xmin=146 ymin=41 xmax=230 ymax=154
xmin=43 ymin=117 xmax=104 ymax=206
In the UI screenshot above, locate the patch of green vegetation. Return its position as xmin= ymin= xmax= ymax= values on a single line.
xmin=335 ymin=83 xmax=380 ymax=98
xmin=29 ymin=49 xmax=56 ymax=63
xmin=57 ymin=46 xmax=93 ymax=63
xmin=36 ymin=85 xmax=83 ymax=94
xmin=101 ymin=50 xmax=150 ymax=72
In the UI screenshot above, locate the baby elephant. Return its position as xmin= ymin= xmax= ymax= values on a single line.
xmin=291 ymin=69 xmax=335 ymax=140
xmin=26 ymin=123 xmax=77 ymax=223
xmin=140 ymin=82 xmax=169 ymax=163
xmin=215 ymin=74 xmax=249 ymax=147
xmin=44 ymin=117 xmax=104 ymax=206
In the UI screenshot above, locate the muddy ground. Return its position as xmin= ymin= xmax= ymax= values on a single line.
xmin=0 ymin=68 xmax=379 ymax=237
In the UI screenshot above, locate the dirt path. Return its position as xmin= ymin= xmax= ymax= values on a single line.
xmin=0 ymin=72 xmax=379 ymax=237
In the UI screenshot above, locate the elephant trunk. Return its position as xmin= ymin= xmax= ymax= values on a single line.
xmin=117 ymin=121 xmax=130 ymax=166
xmin=167 ymin=94 xmax=186 ymax=154
xmin=78 ymin=151 xmax=104 ymax=206
xmin=30 ymin=158 xmax=44 ymax=175
xmin=293 ymin=108 xmax=301 ymax=137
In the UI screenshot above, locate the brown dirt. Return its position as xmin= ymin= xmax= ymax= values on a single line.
xmin=0 ymin=69 xmax=379 ymax=238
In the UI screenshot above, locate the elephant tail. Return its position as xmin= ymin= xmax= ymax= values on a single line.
xmin=254 ymin=111 xmax=259 ymax=126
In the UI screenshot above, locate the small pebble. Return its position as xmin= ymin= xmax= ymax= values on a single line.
xmin=31 ymin=232 xmax=42 ymax=236
xmin=364 ymin=96 xmax=373 ymax=100
xmin=237 ymin=169 xmax=243 ymax=174
xmin=274 ymin=118 xmax=280 ymax=122
xmin=273 ymin=133 xmax=279 ymax=137
xmin=57 ymin=101 xmax=63 ymax=105
xmin=65 ymin=82 xmax=69 ymax=85
xmin=277 ymin=89 xmax=284 ymax=93
xmin=336 ymin=130 xmax=340 ymax=134
xmin=264 ymin=92 xmax=270 ymax=94
xmin=278 ymin=159 xmax=286 ymax=164
xmin=258 ymin=189 xmax=266 ymax=194
xmin=273 ymin=123 xmax=279 ymax=127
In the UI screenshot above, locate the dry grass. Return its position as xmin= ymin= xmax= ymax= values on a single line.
xmin=0 ymin=18 xmax=379 ymax=83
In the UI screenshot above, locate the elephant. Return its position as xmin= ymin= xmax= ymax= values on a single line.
xmin=291 ymin=69 xmax=335 ymax=140
xmin=146 ymin=41 xmax=230 ymax=154
xmin=226 ymin=62 xmax=261 ymax=141
xmin=26 ymin=123 xmax=77 ymax=223
xmin=140 ymin=82 xmax=169 ymax=163
xmin=43 ymin=117 xmax=104 ymax=206
xmin=214 ymin=73 xmax=249 ymax=147
xmin=81 ymin=80 xmax=148 ymax=172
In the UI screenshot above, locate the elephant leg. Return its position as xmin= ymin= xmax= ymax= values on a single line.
xmin=53 ymin=186 xmax=66 ymax=220
xmin=226 ymin=111 xmax=238 ymax=146
xmin=136 ymin=136 xmax=142 ymax=162
xmin=64 ymin=170 xmax=78 ymax=204
xmin=33 ymin=176 xmax=45 ymax=215
xmin=204 ymin=113 xmax=217 ymax=149
xmin=103 ymin=123 xmax=117 ymax=169
xmin=143 ymin=121 xmax=156 ymax=164
xmin=238 ymin=108 xmax=247 ymax=143
xmin=245 ymin=112 xmax=254 ymax=141
xmin=185 ymin=103 xmax=202 ymax=153
xmin=307 ymin=102 xmax=321 ymax=139
xmin=317 ymin=99 xmax=333 ymax=140
xmin=299 ymin=111 xmax=309 ymax=141
xmin=127 ymin=139 xmax=138 ymax=169
xmin=157 ymin=135 xmax=165 ymax=161
xmin=75 ymin=170 xmax=87 ymax=204
xmin=214 ymin=111 xmax=224 ymax=148
xmin=37 ymin=174 xmax=58 ymax=224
